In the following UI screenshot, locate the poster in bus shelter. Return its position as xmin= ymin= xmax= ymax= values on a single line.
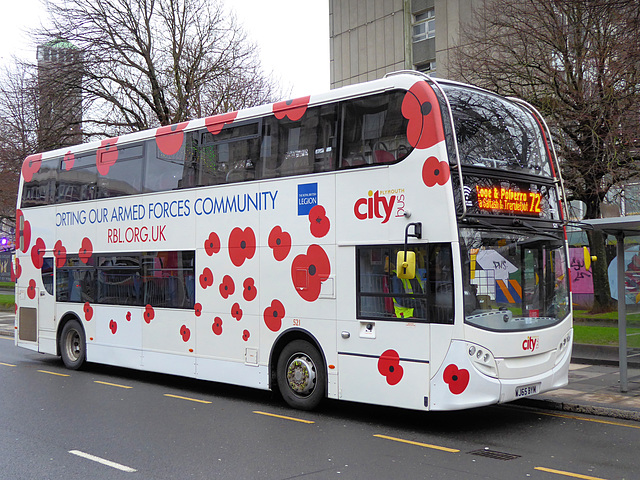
xmin=607 ymin=246 xmax=640 ymax=304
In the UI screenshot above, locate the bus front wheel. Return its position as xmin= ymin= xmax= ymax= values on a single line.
xmin=60 ymin=319 xmax=86 ymax=370
xmin=276 ymin=340 xmax=326 ymax=411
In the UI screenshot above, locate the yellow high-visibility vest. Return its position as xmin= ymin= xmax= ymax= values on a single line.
xmin=392 ymin=272 xmax=424 ymax=318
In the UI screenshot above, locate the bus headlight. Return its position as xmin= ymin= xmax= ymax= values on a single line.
xmin=467 ymin=343 xmax=497 ymax=377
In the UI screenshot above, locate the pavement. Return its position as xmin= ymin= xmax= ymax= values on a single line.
xmin=1 ymin=312 xmax=639 ymax=421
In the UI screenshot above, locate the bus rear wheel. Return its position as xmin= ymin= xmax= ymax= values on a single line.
xmin=60 ymin=319 xmax=86 ymax=370
xmin=276 ymin=340 xmax=326 ymax=411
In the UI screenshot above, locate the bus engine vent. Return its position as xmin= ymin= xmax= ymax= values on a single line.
xmin=467 ymin=449 xmax=521 ymax=461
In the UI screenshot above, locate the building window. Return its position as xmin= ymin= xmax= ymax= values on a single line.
xmin=412 ymin=9 xmax=435 ymax=43
xmin=416 ymin=61 xmax=436 ymax=75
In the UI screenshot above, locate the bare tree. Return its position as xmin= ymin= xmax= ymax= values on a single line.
xmin=450 ymin=0 xmax=640 ymax=311
xmin=36 ymin=0 xmax=282 ymax=136
xmin=0 ymin=62 xmax=39 ymax=227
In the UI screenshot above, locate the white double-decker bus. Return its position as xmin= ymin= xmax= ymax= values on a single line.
xmin=14 ymin=71 xmax=572 ymax=411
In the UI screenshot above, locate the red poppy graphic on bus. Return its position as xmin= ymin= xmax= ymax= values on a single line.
xmin=79 ymin=237 xmax=93 ymax=264
xmin=63 ymin=151 xmax=75 ymax=171
xmin=84 ymin=302 xmax=94 ymax=321
xmin=212 ymin=317 xmax=223 ymax=335
xmin=54 ymin=240 xmax=67 ymax=268
xmin=219 ymin=275 xmax=235 ymax=299
xmin=126 ymin=311 xmax=132 ymax=321
xmin=27 ymin=279 xmax=36 ymax=300
xmin=96 ymin=137 xmax=119 ymax=176
xmin=243 ymin=277 xmax=257 ymax=301
xmin=180 ymin=324 xmax=191 ymax=342
xmin=268 ymin=226 xmax=291 ymax=261
xmin=401 ymin=82 xmax=445 ymax=150
xmin=231 ymin=303 xmax=243 ymax=321
xmin=422 ymin=156 xmax=450 ymax=187
xmin=194 ymin=303 xmax=202 ymax=317
xmin=155 ymin=121 xmax=190 ymax=156
xmin=242 ymin=329 xmax=250 ymax=341
xmin=204 ymin=232 xmax=221 ymax=256
xmin=443 ymin=364 xmax=470 ymax=395
xmin=273 ymin=96 xmax=310 ymax=121
xmin=205 ymin=112 xmax=238 ymax=135
xmin=228 ymin=227 xmax=256 ymax=267
xmin=264 ymin=299 xmax=285 ymax=332
xmin=109 ymin=319 xmax=118 ymax=335
xmin=377 ymin=349 xmax=404 ymax=386
xmin=21 ymin=154 xmax=42 ymax=182
xmin=309 ymin=205 xmax=330 ymax=238
xmin=291 ymin=244 xmax=331 ymax=302
xmin=30 ymin=238 xmax=45 ymax=269
xmin=144 ymin=304 xmax=155 ymax=324
xmin=199 ymin=267 xmax=214 ymax=290
xmin=16 ymin=210 xmax=31 ymax=253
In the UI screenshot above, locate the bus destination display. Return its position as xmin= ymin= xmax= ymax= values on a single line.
xmin=475 ymin=185 xmax=542 ymax=216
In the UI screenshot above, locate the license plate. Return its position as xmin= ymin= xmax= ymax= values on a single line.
xmin=515 ymin=383 xmax=540 ymax=398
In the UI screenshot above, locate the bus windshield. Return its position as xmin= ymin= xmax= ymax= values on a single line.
xmin=460 ymin=228 xmax=569 ymax=331
xmin=442 ymin=84 xmax=552 ymax=177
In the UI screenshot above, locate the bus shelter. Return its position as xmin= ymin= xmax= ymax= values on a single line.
xmin=582 ymin=215 xmax=640 ymax=392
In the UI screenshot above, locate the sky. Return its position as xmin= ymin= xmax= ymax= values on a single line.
xmin=0 ymin=0 xmax=331 ymax=98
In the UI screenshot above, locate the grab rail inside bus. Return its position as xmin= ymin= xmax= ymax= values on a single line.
xmin=385 ymin=70 xmax=467 ymax=220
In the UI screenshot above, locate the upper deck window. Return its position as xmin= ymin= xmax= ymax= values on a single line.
xmin=20 ymin=89 xmax=412 ymax=208
xmin=442 ymin=85 xmax=552 ymax=177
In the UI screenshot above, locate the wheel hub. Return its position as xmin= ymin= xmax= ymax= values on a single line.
xmin=67 ymin=331 xmax=81 ymax=360
xmin=286 ymin=355 xmax=316 ymax=396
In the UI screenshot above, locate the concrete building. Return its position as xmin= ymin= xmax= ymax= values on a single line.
xmin=329 ymin=0 xmax=479 ymax=88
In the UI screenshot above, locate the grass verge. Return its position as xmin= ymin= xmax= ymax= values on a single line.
xmin=573 ymin=325 xmax=640 ymax=347
xmin=0 ymin=294 xmax=14 ymax=310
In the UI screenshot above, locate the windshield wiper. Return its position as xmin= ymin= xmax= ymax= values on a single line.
xmin=511 ymin=218 xmax=563 ymax=240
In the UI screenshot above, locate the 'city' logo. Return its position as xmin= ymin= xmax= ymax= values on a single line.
xmin=522 ymin=336 xmax=539 ymax=352
xmin=354 ymin=190 xmax=396 ymax=224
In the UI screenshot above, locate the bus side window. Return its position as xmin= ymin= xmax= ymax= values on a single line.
xmin=41 ymin=258 xmax=54 ymax=295
xmin=57 ymin=154 xmax=97 ymax=203
xmin=193 ymin=121 xmax=261 ymax=186
xmin=261 ymin=119 xmax=277 ymax=178
xmin=56 ymin=255 xmax=96 ymax=304
xmin=313 ymin=104 xmax=338 ymax=173
xmin=22 ymin=158 xmax=58 ymax=207
xmin=340 ymin=91 xmax=411 ymax=168
xmin=276 ymin=113 xmax=314 ymax=177
xmin=144 ymin=138 xmax=189 ymax=192
xmin=97 ymin=143 xmax=144 ymax=198
xmin=356 ymin=243 xmax=452 ymax=323
xmin=263 ymin=106 xmax=335 ymax=179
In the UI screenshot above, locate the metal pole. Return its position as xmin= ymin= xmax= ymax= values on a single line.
xmin=617 ymin=232 xmax=628 ymax=392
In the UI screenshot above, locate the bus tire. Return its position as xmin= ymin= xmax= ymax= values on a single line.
xmin=60 ymin=319 xmax=86 ymax=370
xmin=276 ymin=340 xmax=326 ymax=411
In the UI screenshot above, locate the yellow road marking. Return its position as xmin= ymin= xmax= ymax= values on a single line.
xmin=253 ymin=411 xmax=315 ymax=424
xmin=535 ymin=466 xmax=608 ymax=480
xmin=0 ymin=362 xmax=16 ymax=367
xmin=374 ymin=434 xmax=459 ymax=453
xmin=0 ymin=336 xmax=13 ymax=341
xmin=38 ymin=370 xmax=70 ymax=377
xmin=163 ymin=394 xmax=211 ymax=404
xmin=538 ymin=411 xmax=640 ymax=430
xmin=94 ymin=381 xmax=133 ymax=389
